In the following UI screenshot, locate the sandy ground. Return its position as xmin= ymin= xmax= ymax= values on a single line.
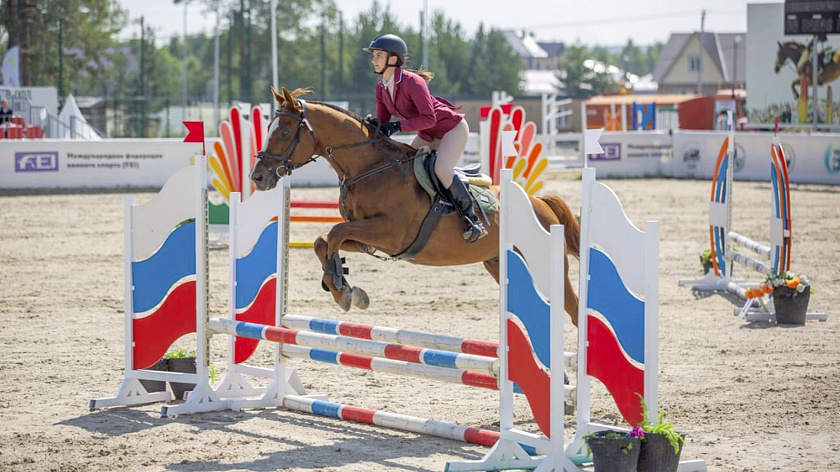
xmin=1 ymin=170 xmax=839 ymax=472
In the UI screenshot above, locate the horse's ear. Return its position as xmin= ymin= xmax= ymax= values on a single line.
xmin=271 ymin=86 xmax=284 ymax=105
xmin=282 ymin=87 xmax=300 ymax=114
xmin=778 ymin=41 xmax=782 ymax=48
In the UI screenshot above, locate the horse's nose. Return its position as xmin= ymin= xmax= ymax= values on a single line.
xmin=251 ymin=169 xmax=263 ymax=183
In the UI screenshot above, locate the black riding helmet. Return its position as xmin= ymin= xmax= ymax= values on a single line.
xmin=363 ymin=34 xmax=407 ymax=71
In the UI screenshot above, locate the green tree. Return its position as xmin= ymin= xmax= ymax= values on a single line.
xmin=620 ymin=39 xmax=645 ymax=76
xmin=558 ymin=41 xmax=589 ymax=98
xmin=464 ymin=24 xmax=521 ymax=97
xmin=0 ymin=0 xmax=127 ymax=92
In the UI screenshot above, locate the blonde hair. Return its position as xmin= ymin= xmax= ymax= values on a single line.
xmin=408 ymin=66 xmax=434 ymax=83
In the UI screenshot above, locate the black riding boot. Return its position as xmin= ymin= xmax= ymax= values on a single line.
xmin=447 ymin=179 xmax=488 ymax=243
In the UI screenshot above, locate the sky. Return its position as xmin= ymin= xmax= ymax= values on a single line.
xmin=118 ymin=0 xmax=767 ymax=47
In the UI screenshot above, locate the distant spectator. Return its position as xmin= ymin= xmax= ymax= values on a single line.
xmin=0 ymin=98 xmax=12 ymax=124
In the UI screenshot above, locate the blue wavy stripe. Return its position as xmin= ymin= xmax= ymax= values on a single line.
xmin=714 ymin=155 xmax=728 ymax=272
xmin=235 ymin=222 xmax=278 ymax=309
xmin=421 ymin=350 xmax=459 ymax=369
xmin=132 ymin=222 xmax=196 ymax=313
xmin=506 ymin=250 xmax=551 ymax=368
xmin=587 ymin=247 xmax=645 ymax=364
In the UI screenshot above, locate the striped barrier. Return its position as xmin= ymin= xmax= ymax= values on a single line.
xmin=94 ymin=158 xmax=696 ymax=469
xmin=289 ymin=200 xmax=342 ymax=247
xmin=679 ymin=118 xmax=825 ymax=322
xmin=283 ymin=394 xmax=503 ymax=448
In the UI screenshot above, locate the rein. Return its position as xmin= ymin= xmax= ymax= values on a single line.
xmin=256 ymin=99 xmax=420 ymax=214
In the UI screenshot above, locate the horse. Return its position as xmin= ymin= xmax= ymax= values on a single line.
xmin=251 ymin=87 xmax=581 ymax=326
xmin=775 ymin=40 xmax=840 ymax=99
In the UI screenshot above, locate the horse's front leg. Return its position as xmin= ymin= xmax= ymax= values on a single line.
xmin=313 ymin=217 xmax=395 ymax=311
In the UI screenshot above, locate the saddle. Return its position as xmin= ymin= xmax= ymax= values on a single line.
xmin=413 ymin=148 xmax=498 ymax=216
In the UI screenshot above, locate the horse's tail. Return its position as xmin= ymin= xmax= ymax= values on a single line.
xmin=537 ymin=195 xmax=580 ymax=259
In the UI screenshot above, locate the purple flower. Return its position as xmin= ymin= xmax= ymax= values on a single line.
xmin=630 ymin=426 xmax=646 ymax=438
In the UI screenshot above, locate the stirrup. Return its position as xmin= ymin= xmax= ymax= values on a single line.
xmin=463 ymin=220 xmax=488 ymax=244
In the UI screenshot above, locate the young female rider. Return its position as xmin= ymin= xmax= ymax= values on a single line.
xmin=363 ymin=33 xmax=487 ymax=243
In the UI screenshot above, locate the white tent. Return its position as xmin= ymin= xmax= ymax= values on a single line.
xmin=56 ymin=94 xmax=101 ymax=140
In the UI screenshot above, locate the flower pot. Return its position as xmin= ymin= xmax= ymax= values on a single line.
xmin=139 ymin=359 xmax=167 ymax=393
xmin=638 ymin=432 xmax=684 ymax=472
xmin=773 ymin=285 xmax=810 ymax=325
xmin=167 ymin=357 xmax=196 ymax=401
xmin=585 ymin=432 xmax=641 ymax=472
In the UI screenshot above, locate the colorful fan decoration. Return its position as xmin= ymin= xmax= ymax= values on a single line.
xmin=484 ymin=105 xmax=547 ymax=195
xmin=208 ymin=106 xmax=267 ymax=202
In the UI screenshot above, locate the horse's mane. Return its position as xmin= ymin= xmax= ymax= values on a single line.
xmin=279 ymin=86 xmax=416 ymax=155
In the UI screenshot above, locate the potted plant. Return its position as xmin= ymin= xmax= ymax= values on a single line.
xmin=164 ymin=348 xmax=196 ymax=401
xmin=763 ymin=270 xmax=812 ymax=325
xmin=699 ymin=249 xmax=713 ymax=274
xmin=636 ymin=395 xmax=685 ymax=472
xmin=583 ymin=429 xmax=641 ymax=472
xmin=139 ymin=358 xmax=167 ymax=393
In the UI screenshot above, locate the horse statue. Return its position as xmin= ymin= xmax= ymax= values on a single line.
xmin=775 ymin=40 xmax=840 ymax=99
xmin=251 ymin=87 xmax=581 ymax=326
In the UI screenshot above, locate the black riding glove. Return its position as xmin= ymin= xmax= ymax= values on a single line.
xmin=381 ymin=120 xmax=401 ymax=136
xmin=364 ymin=114 xmax=380 ymax=130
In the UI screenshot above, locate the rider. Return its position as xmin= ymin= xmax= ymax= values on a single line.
xmin=363 ymin=33 xmax=487 ymax=243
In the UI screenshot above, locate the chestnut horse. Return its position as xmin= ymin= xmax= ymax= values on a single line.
xmin=251 ymin=87 xmax=581 ymax=325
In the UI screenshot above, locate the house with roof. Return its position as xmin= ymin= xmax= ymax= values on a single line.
xmin=653 ymin=32 xmax=745 ymax=95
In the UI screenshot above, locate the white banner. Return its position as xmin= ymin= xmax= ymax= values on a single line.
xmin=671 ymin=131 xmax=840 ymax=184
xmin=1 ymin=139 xmax=204 ymax=189
xmin=585 ymin=131 xmax=671 ymax=177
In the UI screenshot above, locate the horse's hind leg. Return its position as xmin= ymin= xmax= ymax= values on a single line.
xmin=313 ymin=233 xmax=369 ymax=311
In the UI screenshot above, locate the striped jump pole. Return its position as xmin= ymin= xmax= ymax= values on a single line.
xmin=209 ymin=318 xmax=501 ymax=377
xmin=290 ymin=200 xmax=339 ymax=209
xmin=279 ymin=344 xmax=501 ymax=391
xmin=290 ymin=215 xmax=344 ymax=223
xmin=282 ymin=394 xmax=506 ymax=448
xmin=281 ymin=314 xmax=576 ymax=368
xmin=282 ymin=314 xmax=499 ymax=358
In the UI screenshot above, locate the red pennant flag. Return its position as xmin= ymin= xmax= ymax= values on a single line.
xmin=183 ymin=121 xmax=206 ymax=155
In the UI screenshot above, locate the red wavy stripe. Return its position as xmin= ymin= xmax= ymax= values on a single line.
xmin=507 ymin=320 xmax=551 ymax=437
xmin=231 ymin=107 xmax=242 ymax=189
xmin=133 ymin=282 xmax=197 ymax=369
xmin=234 ymin=278 xmax=277 ymax=364
xmin=586 ymin=316 xmax=645 ymax=426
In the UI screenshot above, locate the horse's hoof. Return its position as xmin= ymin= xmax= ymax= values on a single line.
xmin=351 ymin=287 xmax=370 ymax=309
xmin=338 ymin=288 xmax=353 ymax=311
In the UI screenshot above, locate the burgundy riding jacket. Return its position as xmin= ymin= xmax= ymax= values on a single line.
xmin=375 ymin=68 xmax=464 ymax=142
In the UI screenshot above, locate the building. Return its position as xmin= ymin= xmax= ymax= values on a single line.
xmin=653 ymin=32 xmax=746 ymax=95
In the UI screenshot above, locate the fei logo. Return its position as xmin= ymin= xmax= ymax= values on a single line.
xmin=589 ymin=143 xmax=620 ymax=161
xmin=15 ymin=152 xmax=59 ymax=172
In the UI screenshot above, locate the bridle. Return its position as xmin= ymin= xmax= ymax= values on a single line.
xmin=255 ymin=99 xmax=413 ymax=190
xmin=255 ymin=99 xmax=319 ymax=179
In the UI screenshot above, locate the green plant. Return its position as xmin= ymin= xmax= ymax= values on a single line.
xmin=637 ymin=394 xmax=684 ymax=454
xmin=163 ymin=349 xmax=216 ymax=383
xmin=164 ymin=348 xmax=193 ymax=359
xmin=699 ymin=249 xmax=712 ymax=267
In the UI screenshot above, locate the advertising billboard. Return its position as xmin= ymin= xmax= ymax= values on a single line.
xmin=747 ymin=3 xmax=840 ymax=125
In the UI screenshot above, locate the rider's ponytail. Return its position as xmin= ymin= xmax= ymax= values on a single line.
xmin=409 ymin=66 xmax=434 ymax=83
